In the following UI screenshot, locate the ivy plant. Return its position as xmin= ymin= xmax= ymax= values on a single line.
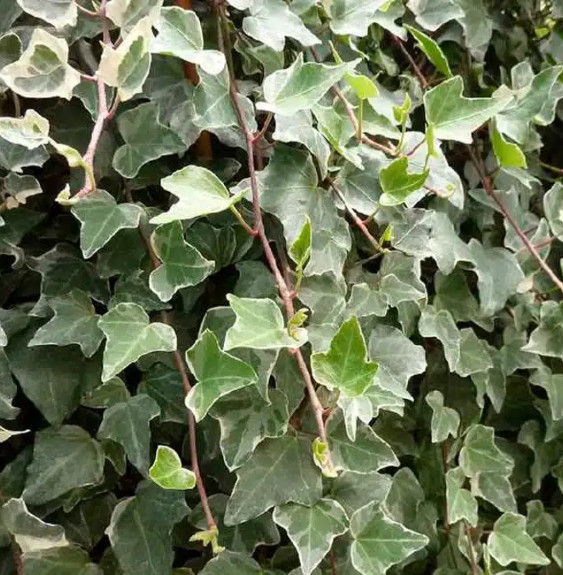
xmin=1 ymin=0 xmax=563 ymax=574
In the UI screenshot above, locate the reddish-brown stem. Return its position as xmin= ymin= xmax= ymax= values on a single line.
xmin=540 ymin=161 xmax=563 ymax=176
xmin=467 ymin=146 xmax=563 ymax=294
xmin=406 ymin=138 xmax=426 ymax=157
xmin=76 ymin=3 xmax=99 ymax=17
xmin=392 ymin=35 xmax=429 ymax=90
xmin=330 ymin=549 xmax=337 ymax=575
xmin=329 ymin=179 xmax=386 ymax=255
xmin=253 ymin=113 xmax=273 ymax=144
xmin=124 ymin=183 xmax=217 ymax=532
xmin=99 ymin=0 xmax=111 ymax=46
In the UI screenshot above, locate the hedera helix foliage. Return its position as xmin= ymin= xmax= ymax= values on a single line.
xmin=1 ymin=0 xmax=563 ymax=574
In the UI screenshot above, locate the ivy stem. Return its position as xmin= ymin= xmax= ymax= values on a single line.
xmin=76 ymin=3 xmax=99 ymax=17
xmin=217 ymin=3 xmax=333 ymax=468
xmin=540 ymin=161 xmax=563 ymax=176
xmin=391 ymin=35 xmax=429 ymax=90
xmin=467 ymin=145 xmax=563 ymax=294
xmin=229 ymin=204 xmax=258 ymax=236
xmin=124 ymin=182 xmax=217 ymax=532
xmin=329 ymin=178 xmax=386 ymax=255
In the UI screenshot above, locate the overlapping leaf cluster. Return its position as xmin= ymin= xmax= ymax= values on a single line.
xmin=1 ymin=0 xmax=563 ymax=574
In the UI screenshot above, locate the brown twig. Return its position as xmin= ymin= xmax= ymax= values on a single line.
xmin=391 ymin=35 xmax=429 ymax=90
xmin=467 ymin=145 xmax=563 ymax=294
xmin=124 ymin=183 xmax=217 ymax=532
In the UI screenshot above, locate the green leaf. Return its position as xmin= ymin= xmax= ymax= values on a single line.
xmin=152 ymin=7 xmax=225 ymax=75
xmin=224 ymin=294 xmax=307 ymax=351
xmin=242 ymin=0 xmax=319 ymax=52
xmin=424 ymin=76 xmax=510 ymax=143
xmin=543 ymin=182 xmax=563 ymax=241
xmin=350 ymin=501 xmax=429 ymax=575
xmin=106 ymin=0 xmax=163 ymax=32
xmin=199 ymin=550 xmax=263 ymax=575
xmin=23 ymin=546 xmax=103 ymax=575
xmin=311 ymin=317 xmax=378 ymax=397
xmin=0 ymin=109 xmax=49 ymax=149
xmin=98 ymin=17 xmax=153 ymax=102
xmin=257 ymin=55 xmax=359 ymax=116
xmin=149 ymin=222 xmax=214 ymax=302
xmin=71 ymin=190 xmax=143 ymax=259
xmin=113 ymin=102 xmax=185 ymax=179
xmin=425 ymin=390 xmax=460 ymax=443
xmin=522 ymin=301 xmax=563 ymax=360
xmin=470 ymin=472 xmax=517 ymax=513
xmin=23 ymin=426 xmax=104 ymax=505
xmin=379 ymin=157 xmax=429 ymax=206
xmin=186 ymin=330 xmax=258 ymax=421
xmin=98 ymin=302 xmax=177 ymax=381
xmin=446 ymin=467 xmax=478 ymax=527
xmin=530 ymin=365 xmax=563 ymax=421
xmin=17 ymin=0 xmax=76 ymax=28
xmin=289 ymin=215 xmax=312 ymax=268
xmin=488 ymin=513 xmax=550 ymax=566
xmin=149 ymin=445 xmax=196 ymax=490
xmin=0 ymin=29 xmax=80 ymax=99
xmin=28 ymin=290 xmax=104 ymax=357
xmin=225 ymin=435 xmax=322 ymax=525
xmin=327 ymin=0 xmax=389 ymax=36
xmin=459 ymin=424 xmax=514 ymax=477
xmin=151 ymin=165 xmax=240 ymax=225
xmin=273 ymin=499 xmax=349 ymax=575
xmin=404 ymin=25 xmax=452 ymax=77
xmin=490 ymin=118 xmax=527 ymax=168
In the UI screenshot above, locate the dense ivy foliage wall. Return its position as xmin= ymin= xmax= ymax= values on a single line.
xmin=1 ymin=0 xmax=563 ymax=573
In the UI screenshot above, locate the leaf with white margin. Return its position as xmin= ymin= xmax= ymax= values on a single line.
xmin=149 ymin=222 xmax=214 ymax=302
xmin=0 ymin=425 xmax=28 ymax=443
xmin=425 ymin=390 xmax=460 ymax=443
xmin=16 ymin=0 xmax=77 ymax=29
xmin=326 ymin=0 xmax=388 ymax=36
xmin=311 ymin=317 xmax=378 ymax=397
xmin=459 ymin=424 xmax=514 ymax=477
xmin=445 ymin=467 xmax=478 ymax=526
xmin=106 ymin=0 xmax=163 ymax=33
xmin=273 ymin=499 xmax=349 ymax=575
xmin=22 ymin=547 xmax=103 ymax=574
xmin=28 ymin=289 xmax=104 ymax=358
xmin=151 ymin=165 xmax=242 ymax=225
xmin=71 ymin=190 xmax=143 ymax=259
xmin=258 ymin=55 xmax=359 ymax=116
xmin=488 ymin=513 xmax=549 ymax=566
xmin=198 ymin=550 xmax=264 ymax=575
xmin=149 ymin=445 xmax=196 ymax=490
xmin=543 ymin=182 xmax=563 ymax=241
xmin=0 ymin=109 xmax=49 ymax=149
xmin=98 ymin=302 xmax=177 ymax=381
xmin=406 ymin=0 xmax=463 ymax=31
xmin=113 ymin=102 xmax=185 ymax=179
xmin=350 ymin=501 xmax=429 ymax=575
xmin=152 ymin=7 xmax=225 ymax=75
xmin=98 ymin=17 xmax=153 ymax=102
xmin=523 ymin=301 xmax=563 ymax=360
xmin=470 ymin=472 xmax=517 ymax=513
xmin=0 ymin=325 xmax=6 ymax=346
xmin=185 ymin=330 xmax=258 ymax=422
xmin=424 ymin=76 xmax=511 ymax=143
xmin=242 ymin=0 xmax=319 ymax=52
xmin=0 ymin=29 xmax=80 ymax=99
xmin=2 ymin=173 xmax=42 ymax=210
xmin=224 ymin=294 xmax=307 ymax=351
xmin=224 ymin=435 xmax=322 ymax=526
xmin=404 ymin=25 xmax=452 ymax=78
xmin=0 ymin=498 xmax=68 ymax=552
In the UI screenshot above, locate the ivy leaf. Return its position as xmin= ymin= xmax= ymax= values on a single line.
xmin=273 ymin=499 xmax=349 ymax=575
xmin=326 ymin=0 xmax=388 ymax=36
xmin=152 ymin=7 xmax=225 ymax=75
xmin=242 ymin=0 xmax=319 ymax=52
xmin=0 ymin=29 xmax=80 ymax=99
xmin=224 ymin=294 xmax=307 ymax=351
xmin=23 ymin=425 xmax=104 ymax=505
xmin=71 ymin=190 xmax=143 ymax=259
xmin=490 ymin=118 xmax=527 ymax=168
xmin=113 ymin=102 xmax=185 ymax=178
xmin=106 ymin=0 xmax=163 ymax=33
xmin=406 ymin=0 xmax=463 ymax=31
xmin=23 ymin=547 xmax=103 ymax=574
xmin=151 ymin=165 xmax=241 ymax=225
xmin=459 ymin=424 xmax=514 ymax=477
xmin=149 ymin=222 xmax=214 ymax=302
xmin=98 ymin=17 xmax=153 ymax=102
xmin=470 ymin=472 xmax=517 ymax=513
xmin=446 ymin=467 xmax=478 ymax=526
xmin=311 ymin=317 xmax=378 ymax=397
xmin=0 ymin=109 xmax=49 ymax=149
xmin=543 ymin=182 xmax=563 ymax=241
xmin=28 ymin=290 xmax=104 ymax=358
xmin=198 ymin=550 xmax=263 ymax=575
xmin=350 ymin=501 xmax=429 ymax=575
xmin=257 ymin=55 xmax=359 ymax=116
xmin=98 ymin=394 xmax=160 ymax=476
xmin=224 ymin=435 xmax=322 ymax=526
xmin=530 ymin=366 xmax=563 ymax=421
xmin=380 ymin=157 xmax=428 ymax=206
xmin=425 ymin=391 xmax=460 ymax=443
xmin=424 ymin=76 xmax=510 ymax=143
xmin=98 ymin=302 xmax=177 ymax=381
xmin=16 ymin=0 xmax=76 ymax=29
xmin=185 ymin=330 xmax=258 ymax=422
xmin=149 ymin=445 xmax=196 ymax=490
xmin=487 ymin=513 xmax=550 ymax=566
xmin=523 ymin=302 xmax=563 ymax=360
xmin=404 ymin=25 xmax=452 ymax=78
